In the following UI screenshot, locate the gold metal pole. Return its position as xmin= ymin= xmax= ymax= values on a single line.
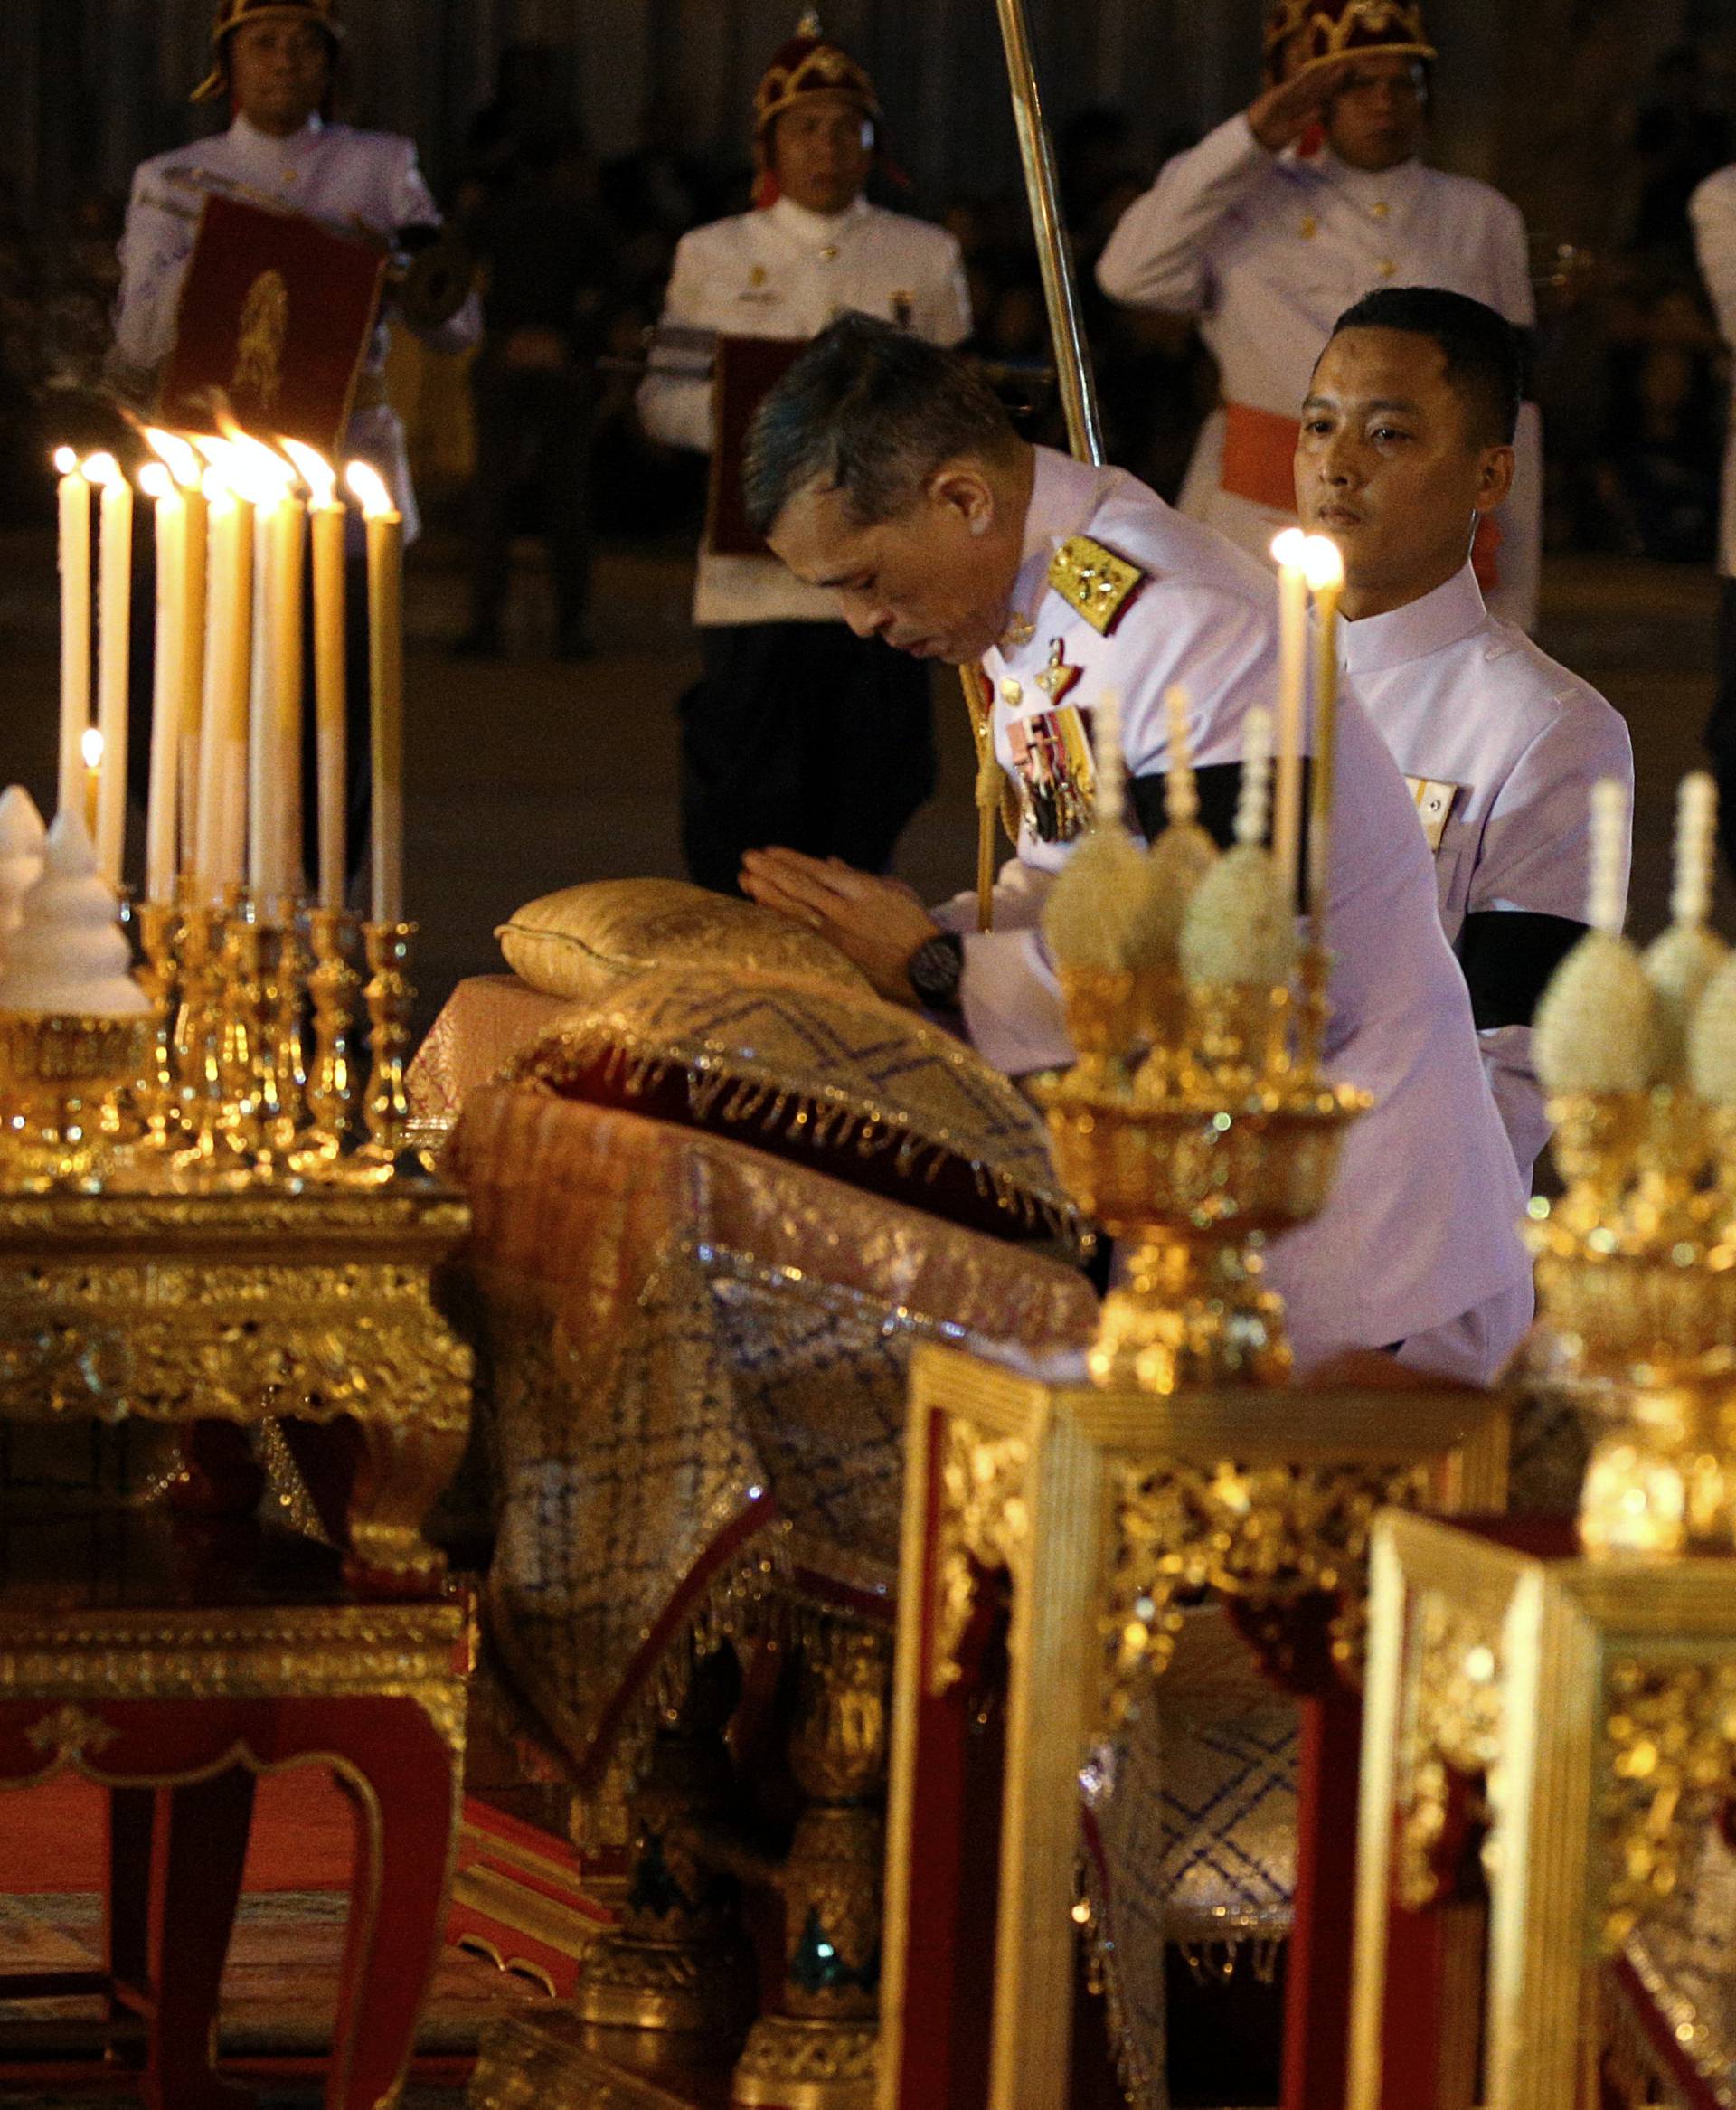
xmin=991 ymin=0 xmax=1105 ymax=468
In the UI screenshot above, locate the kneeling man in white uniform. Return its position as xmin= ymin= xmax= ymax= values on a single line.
xmin=1295 ymin=286 xmax=1633 ymax=1184
xmin=737 ymin=315 xmax=1532 ymax=1384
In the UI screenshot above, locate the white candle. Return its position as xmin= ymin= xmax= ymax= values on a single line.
xmin=146 ymin=430 xmax=208 ymax=877
xmin=285 ymin=441 xmax=346 ymax=913
xmin=139 ymin=464 xmax=186 ymax=904
xmin=347 ymin=461 xmax=405 ymax=924
xmin=1270 ymin=526 xmax=1309 ymax=904
xmin=1672 ymin=771 xmax=1717 ymax=930
xmin=86 ymin=455 xmax=133 ymax=889
xmin=246 ymin=478 xmax=303 ymax=903
xmin=54 ymin=449 xmax=91 ymax=826
xmin=1588 ymin=779 xmax=1628 ymax=938
xmin=193 ymin=475 xmax=252 ymax=903
xmin=1301 ymin=533 xmax=1346 ymax=934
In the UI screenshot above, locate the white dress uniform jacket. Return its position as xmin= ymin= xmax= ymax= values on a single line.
xmin=1342 ymin=563 xmax=1633 ymax=1181
xmin=113 ymin=114 xmax=481 ymax=541
xmin=637 ymin=196 xmax=971 ymax=628
xmin=1690 ymin=165 xmax=1736 ymax=577
xmin=932 ymin=448 xmax=1533 ymax=1383
xmin=1096 ymin=113 xmax=1543 ymax=630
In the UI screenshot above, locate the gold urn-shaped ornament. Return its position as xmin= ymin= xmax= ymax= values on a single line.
xmin=1523 ymin=772 xmax=1736 ymax=1556
xmin=1038 ymin=693 xmax=1366 ymax=1392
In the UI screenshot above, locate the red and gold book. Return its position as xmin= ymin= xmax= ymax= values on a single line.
xmin=158 ymin=191 xmax=388 ymax=455
xmin=704 ymin=332 xmax=808 ymax=559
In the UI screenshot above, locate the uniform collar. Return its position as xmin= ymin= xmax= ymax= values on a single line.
xmin=767 ymin=194 xmax=870 ymax=246
xmin=229 ymin=111 xmax=324 ymax=159
xmin=994 ymin=447 xmax=1112 ymax=654
xmin=1339 ymin=561 xmax=1487 ymax=676
xmin=1314 ymin=144 xmax=1421 ymax=197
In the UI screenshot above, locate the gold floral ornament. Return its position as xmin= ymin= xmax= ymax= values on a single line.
xmin=1038 ymin=690 xmax=1366 ymax=1392
xmin=509 ymin=965 xmax=1086 ymax=1252
xmin=1524 ymin=772 xmax=1736 ymax=1557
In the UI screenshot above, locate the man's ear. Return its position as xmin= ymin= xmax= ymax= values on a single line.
xmin=927 ymin=460 xmax=996 ymax=538
xmin=1473 ymin=443 xmax=1515 ymax=516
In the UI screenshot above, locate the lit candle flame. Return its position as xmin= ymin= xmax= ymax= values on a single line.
xmin=144 ymin=427 xmax=203 ymax=490
xmin=203 ymin=465 xmax=232 ymax=507
xmin=1300 ymin=534 xmax=1345 ymax=593
xmin=138 ymin=462 xmax=173 ymax=502
xmin=344 ymin=459 xmax=396 ymax=520
xmin=282 ymin=439 xmax=339 ymax=508
xmin=81 ymin=726 xmax=103 ymax=771
xmin=1270 ymin=526 xmax=1309 ymax=569
xmin=82 ymin=452 xmax=124 ymax=489
xmin=53 ymin=445 xmax=80 ymax=476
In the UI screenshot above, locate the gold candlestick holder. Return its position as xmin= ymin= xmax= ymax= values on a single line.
xmin=131 ymin=900 xmax=182 ymax=1151
xmin=0 ymin=1013 xmax=151 ymax=1193
xmin=292 ymin=907 xmax=362 ymax=1173
xmin=344 ymin=919 xmax=417 ymax=1184
xmin=216 ymin=905 xmax=265 ymax=1164
xmin=271 ymin=897 xmax=308 ymax=1145
xmin=247 ymin=909 xmax=292 ymax=1175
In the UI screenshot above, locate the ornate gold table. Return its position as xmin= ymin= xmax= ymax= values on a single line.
xmin=0 ymin=1183 xmax=475 ymax=1592
xmin=1350 ymin=1512 xmax=1736 ymax=2110
xmin=884 ymin=1341 xmax=1509 ymax=2110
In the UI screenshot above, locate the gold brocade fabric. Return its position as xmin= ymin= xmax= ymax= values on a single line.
xmin=448 ymin=1082 xmax=1097 ymax=1784
xmin=1621 ymin=1821 xmax=1736 ymax=2106
xmin=407 ymin=974 xmax=583 ymax=1130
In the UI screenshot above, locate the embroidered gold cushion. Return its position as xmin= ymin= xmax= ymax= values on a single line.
xmin=495 ymin=877 xmax=874 ymax=1003
xmin=509 ymin=966 xmax=1084 ymax=1251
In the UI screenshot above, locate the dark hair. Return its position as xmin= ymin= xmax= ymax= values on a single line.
xmin=1326 ymin=286 xmax=1524 ymax=445
xmin=742 ymin=312 xmax=1017 ymax=536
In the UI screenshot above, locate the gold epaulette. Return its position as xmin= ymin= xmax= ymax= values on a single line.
xmin=1047 ymin=535 xmax=1146 ymax=636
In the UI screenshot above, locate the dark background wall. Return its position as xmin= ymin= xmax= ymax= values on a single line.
xmin=7 ymin=0 xmax=1731 ymax=239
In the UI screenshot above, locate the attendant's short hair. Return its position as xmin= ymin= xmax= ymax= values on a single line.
xmin=743 ymin=312 xmax=1018 ymax=536
xmin=1326 ymin=286 xmax=1524 ymax=446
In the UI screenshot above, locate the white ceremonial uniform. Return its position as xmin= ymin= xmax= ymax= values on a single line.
xmin=113 ymin=113 xmax=481 ymax=541
xmin=1691 ymin=166 xmax=1736 ymax=578
xmin=931 ymin=447 xmax=1533 ymax=1383
xmin=1341 ymin=563 xmax=1633 ymax=1183
xmin=1097 ymin=113 xmax=1543 ymax=630
xmin=637 ymin=196 xmax=972 ymax=626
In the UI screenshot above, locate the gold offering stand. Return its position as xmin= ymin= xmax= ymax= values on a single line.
xmin=877 ymin=942 xmax=1511 ymax=2110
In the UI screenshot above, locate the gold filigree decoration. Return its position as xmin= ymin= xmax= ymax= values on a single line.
xmin=24 ymin=1703 xmax=118 ymax=1761
xmin=1101 ymin=1455 xmax=1431 ymax=1722
xmin=929 ymin=1415 xmax=1029 ymax=1696
xmin=1604 ymin=1657 xmax=1736 ymax=1949
xmin=1392 ymin=1594 xmax=1505 ymax=1911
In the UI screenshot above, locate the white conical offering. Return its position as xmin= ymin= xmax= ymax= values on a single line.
xmin=1533 ymin=778 xmax=1660 ymax=1095
xmin=1644 ymin=771 xmax=1729 ymax=1079
xmin=1043 ymin=687 xmax=1147 ymax=971
xmin=1125 ymin=685 xmax=1220 ymax=970
xmin=0 ymin=807 xmax=149 ymax=1019
xmin=1179 ymin=707 xmax=1296 ymax=989
xmin=0 ymin=786 xmax=47 ymax=964
xmin=1689 ymin=952 xmax=1736 ymax=1107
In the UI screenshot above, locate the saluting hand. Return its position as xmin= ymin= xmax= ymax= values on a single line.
xmin=1247 ymin=58 xmax=1353 ymax=154
xmin=740 ymin=849 xmax=939 ymax=1008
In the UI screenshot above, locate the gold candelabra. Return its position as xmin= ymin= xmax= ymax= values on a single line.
xmin=0 ymin=894 xmax=421 ymax=1197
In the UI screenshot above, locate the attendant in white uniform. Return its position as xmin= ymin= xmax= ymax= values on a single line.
xmin=737 ymin=317 xmax=1532 ymax=1384
xmin=1096 ymin=0 xmax=1543 ymax=632
xmin=637 ymin=15 xmax=971 ymax=895
xmin=111 ymin=0 xmax=480 ymax=543
xmin=1296 ymin=286 xmax=1632 ymax=1181
xmin=109 ymin=0 xmax=480 ymax=885
xmin=1689 ymin=163 xmax=1736 ymax=870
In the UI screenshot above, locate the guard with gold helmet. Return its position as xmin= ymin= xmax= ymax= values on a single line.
xmin=1097 ymin=0 xmax=1544 ymax=631
xmin=111 ymin=0 xmax=481 ymax=542
xmin=637 ymin=12 xmax=973 ymax=897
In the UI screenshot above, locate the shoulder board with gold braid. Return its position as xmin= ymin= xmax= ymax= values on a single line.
xmin=1048 ymin=535 xmax=1146 ymax=636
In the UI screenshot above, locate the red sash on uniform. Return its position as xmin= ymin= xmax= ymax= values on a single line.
xmin=1219 ymin=398 xmax=1504 ymax=590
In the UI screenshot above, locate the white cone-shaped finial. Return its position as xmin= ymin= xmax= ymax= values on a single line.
xmin=0 ymin=786 xmax=47 ymax=967
xmin=0 ymin=805 xmax=148 ymax=1018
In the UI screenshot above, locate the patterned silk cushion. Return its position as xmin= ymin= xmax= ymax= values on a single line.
xmin=510 ymin=967 xmax=1085 ymax=1251
xmin=495 ymin=877 xmax=874 ymax=1004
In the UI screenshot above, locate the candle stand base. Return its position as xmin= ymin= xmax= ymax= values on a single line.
xmin=0 ymin=1015 xmax=151 ymax=1195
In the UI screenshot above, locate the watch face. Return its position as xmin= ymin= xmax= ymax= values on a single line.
xmin=910 ymin=933 xmax=962 ymax=1006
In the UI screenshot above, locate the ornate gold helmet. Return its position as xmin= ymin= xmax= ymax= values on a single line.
xmin=193 ymin=0 xmax=344 ymax=103
xmin=1262 ymin=0 xmax=1435 ymax=87
xmin=752 ymin=11 xmax=882 ymax=141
